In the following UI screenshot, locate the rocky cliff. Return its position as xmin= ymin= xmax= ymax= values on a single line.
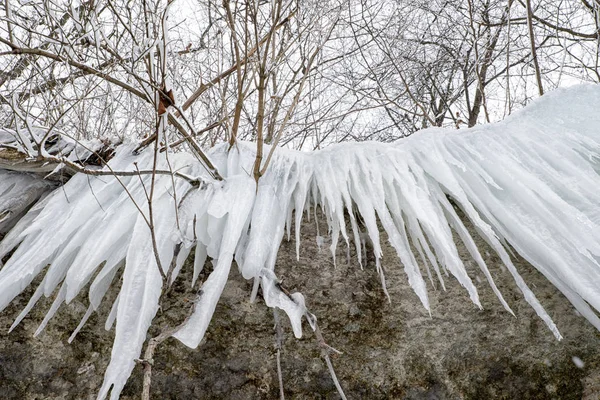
xmin=1 ymin=214 xmax=599 ymax=400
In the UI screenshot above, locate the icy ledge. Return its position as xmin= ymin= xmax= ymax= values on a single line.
xmin=0 ymin=84 xmax=599 ymax=399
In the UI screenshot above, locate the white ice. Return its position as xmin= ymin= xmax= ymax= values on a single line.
xmin=0 ymin=84 xmax=599 ymax=400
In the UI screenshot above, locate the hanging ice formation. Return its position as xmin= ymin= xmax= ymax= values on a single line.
xmin=0 ymin=84 xmax=599 ymax=399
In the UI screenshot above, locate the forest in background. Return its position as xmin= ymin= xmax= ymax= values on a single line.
xmin=0 ymin=0 xmax=599 ymax=153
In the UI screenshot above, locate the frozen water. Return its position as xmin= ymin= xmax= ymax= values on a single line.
xmin=0 ymin=84 xmax=599 ymax=399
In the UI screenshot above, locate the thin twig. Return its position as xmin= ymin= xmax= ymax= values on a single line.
xmin=180 ymin=9 xmax=297 ymax=111
xmin=0 ymin=37 xmax=149 ymax=100
xmin=147 ymin=126 xmax=168 ymax=283
xmin=38 ymin=153 xmax=204 ymax=186
xmin=138 ymin=294 xmax=199 ymax=400
xmin=274 ymin=308 xmax=285 ymax=400
xmin=159 ymin=119 xmax=224 ymax=152
xmin=275 ymin=281 xmax=347 ymax=400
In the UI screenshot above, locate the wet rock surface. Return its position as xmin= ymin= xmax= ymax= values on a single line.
xmin=1 ymin=215 xmax=600 ymax=399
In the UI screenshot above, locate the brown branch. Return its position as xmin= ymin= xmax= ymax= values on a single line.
xmin=0 ymin=39 xmax=221 ymax=177
xmin=168 ymin=105 xmax=223 ymax=180
xmin=273 ymin=309 xmax=285 ymax=400
xmin=275 ymin=281 xmax=347 ymax=400
xmin=259 ymin=14 xmax=340 ymax=177
xmin=516 ymin=0 xmax=599 ymax=39
xmin=129 ymin=87 xmax=223 ymax=181
xmin=0 ymin=146 xmax=203 ymax=186
xmin=525 ymin=0 xmax=544 ymax=96
xmin=159 ymin=119 xmax=224 ymax=152
xmin=0 ymin=37 xmax=149 ymax=100
xmin=133 ymin=10 xmax=296 ymax=156
xmin=180 ymin=9 xmax=297 ymax=112
xmin=139 ymin=294 xmax=198 ymax=400
xmin=52 ymin=155 xmax=203 ymax=185
xmin=0 ymin=2 xmax=88 ymax=88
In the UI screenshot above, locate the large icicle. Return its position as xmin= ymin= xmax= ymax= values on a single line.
xmin=96 ymin=201 xmax=165 ymax=400
xmin=173 ymin=175 xmax=256 ymax=348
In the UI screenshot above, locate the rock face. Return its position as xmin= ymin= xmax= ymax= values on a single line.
xmin=1 ymin=214 xmax=600 ymax=400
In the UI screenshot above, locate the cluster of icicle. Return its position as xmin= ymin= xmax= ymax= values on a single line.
xmin=0 ymin=85 xmax=599 ymax=399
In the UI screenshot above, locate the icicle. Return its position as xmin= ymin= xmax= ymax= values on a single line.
xmin=9 ymin=277 xmax=47 ymax=333
xmin=173 ymin=175 xmax=256 ymax=348
xmin=105 ymin=293 xmax=119 ymax=331
xmin=88 ymin=258 xmax=123 ymax=310
xmin=68 ymin=305 xmax=94 ymax=343
xmin=35 ymin=284 xmax=67 ymax=337
xmin=97 ymin=213 xmax=165 ymax=400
